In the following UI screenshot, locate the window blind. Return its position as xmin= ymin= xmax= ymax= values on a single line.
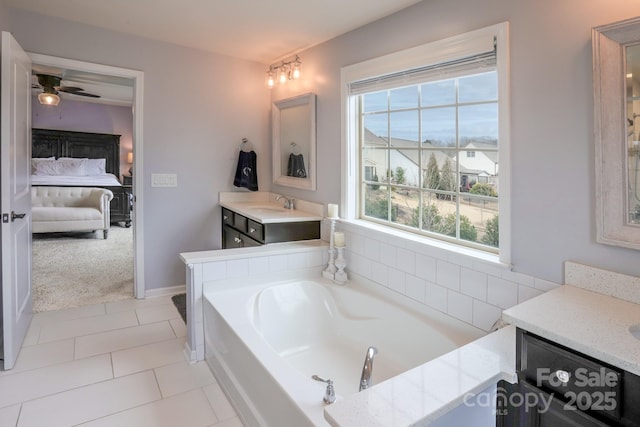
xmin=348 ymin=48 xmax=497 ymax=95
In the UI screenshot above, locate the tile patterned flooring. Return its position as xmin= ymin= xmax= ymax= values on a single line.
xmin=0 ymin=295 xmax=243 ymax=427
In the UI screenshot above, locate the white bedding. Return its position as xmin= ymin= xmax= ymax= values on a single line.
xmin=31 ymin=173 xmax=122 ymax=187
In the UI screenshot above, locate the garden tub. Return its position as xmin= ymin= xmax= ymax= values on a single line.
xmin=203 ymin=274 xmax=485 ymax=426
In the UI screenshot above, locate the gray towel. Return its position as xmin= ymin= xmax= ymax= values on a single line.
xmin=287 ymin=153 xmax=307 ymax=178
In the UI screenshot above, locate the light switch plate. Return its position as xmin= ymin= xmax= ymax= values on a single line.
xmin=151 ymin=173 xmax=177 ymax=187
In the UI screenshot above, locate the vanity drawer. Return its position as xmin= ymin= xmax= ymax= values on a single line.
xmin=222 ymin=208 xmax=234 ymax=226
xmin=247 ymin=219 xmax=264 ymax=243
xmin=232 ymin=212 xmax=248 ymax=232
xmin=517 ymin=329 xmax=622 ymax=421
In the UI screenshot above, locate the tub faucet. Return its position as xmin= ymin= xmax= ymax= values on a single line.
xmin=311 ymin=375 xmax=336 ymax=404
xmin=359 ymin=346 xmax=378 ymax=392
xmin=275 ymin=195 xmax=295 ymax=210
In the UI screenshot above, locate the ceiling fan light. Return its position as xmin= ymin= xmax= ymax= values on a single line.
xmin=38 ymin=92 xmax=60 ymax=106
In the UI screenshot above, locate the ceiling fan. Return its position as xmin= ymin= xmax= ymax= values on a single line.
xmin=33 ymin=73 xmax=100 ymax=106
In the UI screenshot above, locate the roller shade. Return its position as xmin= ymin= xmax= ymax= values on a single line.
xmin=348 ymin=45 xmax=496 ymax=95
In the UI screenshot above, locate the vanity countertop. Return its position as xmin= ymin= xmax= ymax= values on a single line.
xmin=502 ymin=284 xmax=640 ymax=376
xmin=220 ymin=200 xmax=324 ymax=224
xmin=219 ymin=191 xmax=324 ymax=224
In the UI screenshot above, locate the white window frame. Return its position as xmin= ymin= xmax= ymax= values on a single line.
xmin=340 ymin=22 xmax=511 ymax=264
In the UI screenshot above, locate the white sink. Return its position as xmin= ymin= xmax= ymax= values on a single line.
xmin=629 ymin=323 xmax=640 ymax=340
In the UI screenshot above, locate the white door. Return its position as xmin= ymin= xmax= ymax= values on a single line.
xmin=1 ymin=31 xmax=32 ymax=370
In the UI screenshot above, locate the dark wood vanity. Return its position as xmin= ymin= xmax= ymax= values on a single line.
xmin=498 ymin=329 xmax=640 ymax=427
xmin=222 ymin=207 xmax=320 ymax=249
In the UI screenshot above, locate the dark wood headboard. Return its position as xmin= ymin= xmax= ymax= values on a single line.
xmin=32 ymin=128 xmax=121 ymax=177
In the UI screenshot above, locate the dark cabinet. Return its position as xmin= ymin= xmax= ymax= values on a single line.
xmin=221 ymin=207 xmax=320 ymax=249
xmin=108 ymin=185 xmax=132 ymax=227
xmin=223 ymin=225 xmax=261 ymax=249
xmin=498 ymin=329 xmax=640 ymax=427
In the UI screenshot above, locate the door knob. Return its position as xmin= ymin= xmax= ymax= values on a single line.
xmin=11 ymin=211 xmax=26 ymax=221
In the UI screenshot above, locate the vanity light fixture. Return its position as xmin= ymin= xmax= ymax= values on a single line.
xmin=265 ymin=55 xmax=302 ymax=88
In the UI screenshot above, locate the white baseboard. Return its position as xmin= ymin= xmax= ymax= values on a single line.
xmin=144 ymin=284 xmax=186 ymax=298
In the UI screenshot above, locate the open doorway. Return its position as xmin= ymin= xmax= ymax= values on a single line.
xmin=28 ymin=53 xmax=145 ymax=311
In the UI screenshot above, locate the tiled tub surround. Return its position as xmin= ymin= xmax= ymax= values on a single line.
xmin=335 ymin=220 xmax=561 ymax=332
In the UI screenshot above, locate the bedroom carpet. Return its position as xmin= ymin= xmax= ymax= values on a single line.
xmin=32 ymin=226 xmax=134 ymax=312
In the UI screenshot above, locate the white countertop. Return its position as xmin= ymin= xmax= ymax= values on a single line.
xmin=324 ymin=325 xmax=516 ymax=427
xmin=218 ymin=191 xmax=324 ymax=224
xmin=220 ymin=200 xmax=323 ymax=224
xmin=502 ymin=285 xmax=640 ymax=376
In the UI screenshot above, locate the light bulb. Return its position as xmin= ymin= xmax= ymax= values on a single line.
xmin=291 ymin=61 xmax=301 ymax=80
xmin=38 ymin=92 xmax=60 ymax=106
xmin=266 ymin=71 xmax=275 ymax=88
xmin=279 ymin=67 xmax=288 ymax=84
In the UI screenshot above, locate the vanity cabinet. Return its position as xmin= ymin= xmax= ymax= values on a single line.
xmin=221 ymin=207 xmax=320 ymax=249
xmin=498 ymin=329 xmax=640 ymax=427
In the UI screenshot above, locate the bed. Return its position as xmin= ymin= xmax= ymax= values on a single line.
xmin=31 ymin=128 xmax=132 ymax=227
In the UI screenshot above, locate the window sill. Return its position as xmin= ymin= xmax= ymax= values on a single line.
xmin=339 ymin=218 xmax=510 ymax=269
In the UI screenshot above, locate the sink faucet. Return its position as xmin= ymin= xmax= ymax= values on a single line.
xmin=359 ymin=346 xmax=378 ymax=391
xmin=275 ymin=195 xmax=295 ymax=210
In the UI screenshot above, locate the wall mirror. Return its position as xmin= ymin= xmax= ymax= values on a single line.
xmin=593 ymin=17 xmax=640 ymax=250
xmin=272 ymin=92 xmax=317 ymax=191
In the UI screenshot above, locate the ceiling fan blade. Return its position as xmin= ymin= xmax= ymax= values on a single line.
xmin=58 ymin=89 xmax=101 ymax=98
xmin=56 ymin=85 xmax=84 ymax=92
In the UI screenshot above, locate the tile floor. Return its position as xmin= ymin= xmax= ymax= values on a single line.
xmin=0 ymin=295 xmax=244 ymax=427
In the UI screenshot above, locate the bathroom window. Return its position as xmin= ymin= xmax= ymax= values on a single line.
xmin=342 ymin=23 xmax=510 ymax=260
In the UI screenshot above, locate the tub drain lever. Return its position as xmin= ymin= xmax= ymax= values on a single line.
xmin=311 ymin=375 xmax=336 ymax=404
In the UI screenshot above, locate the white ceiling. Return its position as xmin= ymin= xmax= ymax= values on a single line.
xmin=16 ymin=0 xmax=423 ymax=106
xmin=7 ymin=0 xmax=423 ymax=64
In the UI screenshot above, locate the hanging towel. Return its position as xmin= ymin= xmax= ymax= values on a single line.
xmin=287 ymin=153 xmax=307 ymax=178
xmin=234 ymin=150 xmax=259 ymax=191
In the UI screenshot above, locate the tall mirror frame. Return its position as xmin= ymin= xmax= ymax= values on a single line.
xmin=271 ymin=92 xmax=317 ymax=191
xmin=593 ymin=17 xmax=640 ymax=250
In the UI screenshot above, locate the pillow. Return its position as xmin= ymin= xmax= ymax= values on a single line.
xmin=84 ymin=158 xmax=106 ymax=175
xmin=31 ymin=157 xmax=55 ymax=174
xmin=32 ymin=158 xmax=59 ymax=176
xmin=56 ymin=158 xmax=87 ymax=176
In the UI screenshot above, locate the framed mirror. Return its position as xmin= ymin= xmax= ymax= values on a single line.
xmin=272 ymin=92 xmax=316 ymax=191
xmin=593 ymin=17 xmax=640 ymax=250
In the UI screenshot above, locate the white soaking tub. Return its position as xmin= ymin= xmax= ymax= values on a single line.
xmin=203 ymin=273 xmax=485 ymax=426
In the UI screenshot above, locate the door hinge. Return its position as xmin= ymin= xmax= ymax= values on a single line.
xmin=2 ymin=213 xmax=8 ymax=223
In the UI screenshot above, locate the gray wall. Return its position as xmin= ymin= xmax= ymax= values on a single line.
xmin=6 ymin=0 xmax=640 ymax=290
xmin=8 ymin=9 xmax=270 ymax=291
xmin=271 ymin=0 xmax=640 ymax=283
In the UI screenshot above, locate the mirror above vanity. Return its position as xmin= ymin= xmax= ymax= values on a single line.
xmin=272 ymin=92 xmax=317 ymax=191
xmin=593 ymin=17 xmax=640 ymax=250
